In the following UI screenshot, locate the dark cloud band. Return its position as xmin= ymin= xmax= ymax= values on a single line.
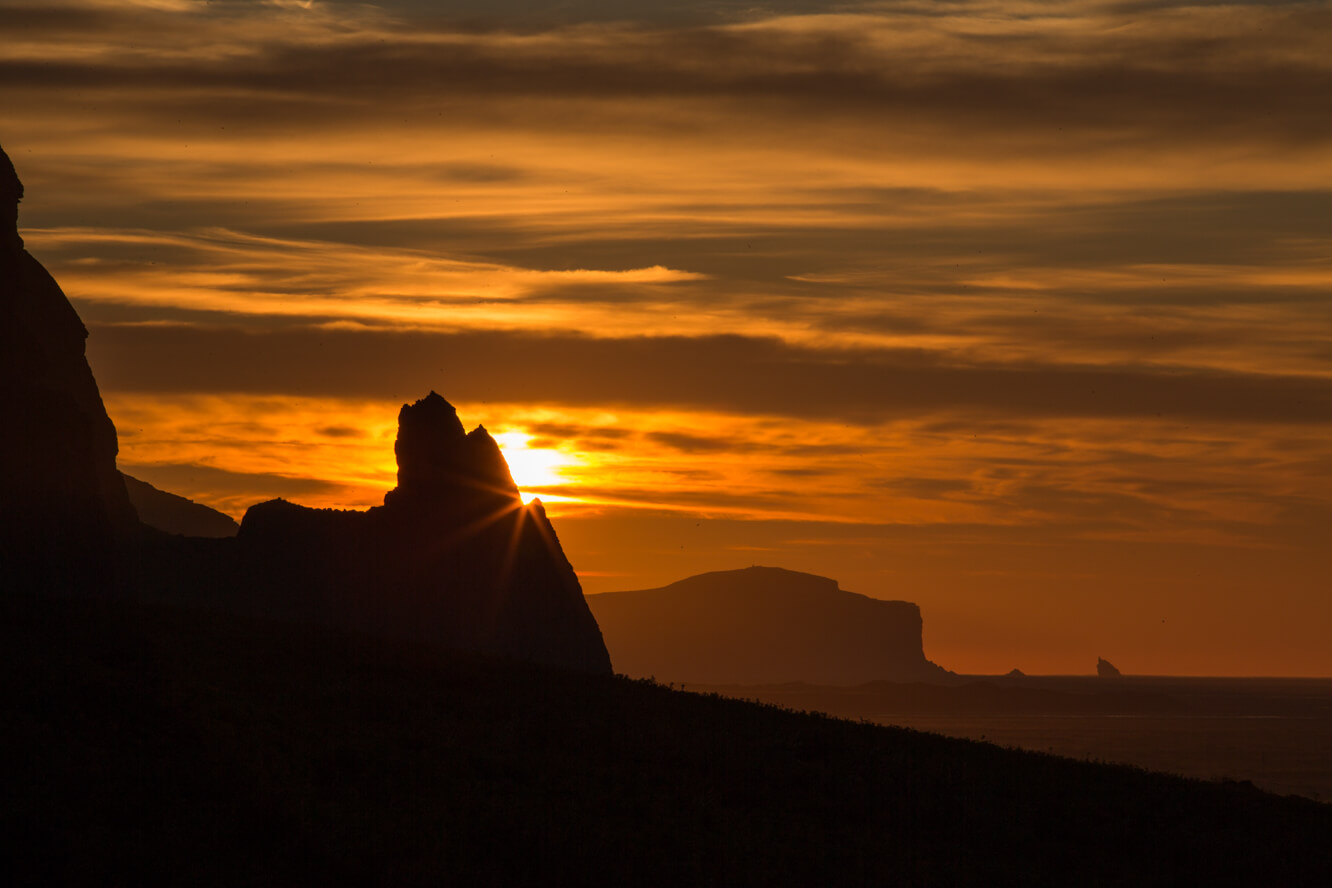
xmin=89 ymin=325 xmax=1332 ymax=425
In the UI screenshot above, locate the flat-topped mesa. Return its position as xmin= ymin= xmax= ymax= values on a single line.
xmin=587 ymin=566 xmax=950 ymax=684
xmin=387 ymin=392 xmax=519 ymax=507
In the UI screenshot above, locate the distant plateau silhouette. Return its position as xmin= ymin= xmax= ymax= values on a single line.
xmin=588 ymin=566 xmax=950 ymax=684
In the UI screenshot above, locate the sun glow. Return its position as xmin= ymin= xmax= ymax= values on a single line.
xmin=493 ymin=431 xmax=577 ymax=504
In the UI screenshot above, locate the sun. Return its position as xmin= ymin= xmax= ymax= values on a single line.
xmin=492 ymin=431 xmax=573 ymax=503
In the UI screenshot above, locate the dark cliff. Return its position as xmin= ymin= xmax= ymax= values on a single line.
xmin=235 ymin=393 xmax=612 ymax=674
xmin=1 ymin=143 xmax=608 ymax=673
xmin=0 ymin=143 xmax=137 ymax=593
xmin=587 ymin=566 xmax=949 ymax=684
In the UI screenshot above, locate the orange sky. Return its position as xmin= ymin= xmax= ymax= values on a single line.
xmin=3 ymin=0 xmax=1331 ymax=675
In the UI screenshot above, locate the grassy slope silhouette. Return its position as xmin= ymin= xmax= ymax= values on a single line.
xmin=3 ymin=594 xmax=1328 ymax=886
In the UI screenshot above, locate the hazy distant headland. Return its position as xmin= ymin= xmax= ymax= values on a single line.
xmin=588 ymin=566 xmax=950 ymax=684
xmin=121 ymin=473 xmax=240 ymax=539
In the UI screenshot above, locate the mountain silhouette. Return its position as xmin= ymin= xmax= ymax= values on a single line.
xmin=1 ymin=144 xmax=138 ymax=594
xmin=587 ymin=565 xmax=950 ymax=684
xmin=0 ymin=142 xmax=609 ymax=674
xmin=121 ymin=473 xmax=240 ymax=538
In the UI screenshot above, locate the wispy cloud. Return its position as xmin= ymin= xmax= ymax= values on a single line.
xmin=5 ymin=0 xmax=1331 ymax=672
xmin=89 ymin=325 xmax=1332 ymax=426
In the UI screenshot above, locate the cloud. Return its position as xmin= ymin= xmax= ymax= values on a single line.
xmin=88 ymin=324 xmax=1332 ymax=425
xmin=5 ymin=1 xmax=1331 ymax=163
xmin=646 ymin=431 xmax=748 ymax=454
xmin=7 ymin=0 xmax=1332 ymax=673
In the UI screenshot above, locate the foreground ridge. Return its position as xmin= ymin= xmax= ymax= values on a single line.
xmin=3 ymin=594 xmax=1328 ymax=886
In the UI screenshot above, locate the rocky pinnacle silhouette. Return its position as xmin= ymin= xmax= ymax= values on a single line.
xmin=237 ymin=392 xmax=612 ymax=673
xmin=0 ymin=142 xmax=609 ymax=673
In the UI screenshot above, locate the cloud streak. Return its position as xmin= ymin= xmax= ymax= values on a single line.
xmin=89 ymin=325 xmax=1332 ymax=426
xmin=5 ymin=0 xmax=1332 ymax=672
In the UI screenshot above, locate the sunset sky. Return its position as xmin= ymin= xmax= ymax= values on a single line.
xmin=4 ymin=0 xmax=1330 ymax=675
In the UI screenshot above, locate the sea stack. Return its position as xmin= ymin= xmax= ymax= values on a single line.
xmin=0 ymin=143 xmax=138 ymax=594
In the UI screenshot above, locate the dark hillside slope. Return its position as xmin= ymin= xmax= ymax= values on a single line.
xmin=122 ymin=472 xmax=240 ymax=538
xmin=2 ymin=595 xmax=1327 ymax=887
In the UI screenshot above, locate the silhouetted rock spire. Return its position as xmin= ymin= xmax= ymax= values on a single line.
xmin=388 ymin=392 xmax=519 ymax=507
xmin=237 ymin=394 xmax=611 ymax=674
xmin=1 ymin=142 xmax=138 ymax=593
xmin=394 ymin=391 xmax=466 ymax=484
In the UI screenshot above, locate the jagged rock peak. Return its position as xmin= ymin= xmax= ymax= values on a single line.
xmin=394 ymin=391 xmax=466 ymax=486
xmin=2 ymin=144 xmax=23 ymax=249
xmin=236 ymin=394 xmax=609 ymax=673
xmin=391 ymin=391 xmax=518 ymax=499
xmin=403 ymin=391 xmax=465 ymax=437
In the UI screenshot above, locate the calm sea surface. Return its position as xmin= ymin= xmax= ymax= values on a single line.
xmin=873 ymin=677 xmax=1332 ymax=802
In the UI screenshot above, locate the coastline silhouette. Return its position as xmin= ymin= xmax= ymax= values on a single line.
xmin=3 ymin=141 xmax=1330 ymax=885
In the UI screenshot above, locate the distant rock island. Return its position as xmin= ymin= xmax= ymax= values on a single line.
xmin=0 ymin=142 xmax=609 ymax=675
xmin=1097 ymin=657 xmax=1123 ymax=678
xmin=587 ymin=566 xmax=950 ymax=684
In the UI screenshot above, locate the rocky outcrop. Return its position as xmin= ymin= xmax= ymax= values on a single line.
xmin=586 ymin=566 xmax=950 ymax=684
xmin=1 ymin=144 xmax=608 ymax=674
xmin=235 ymin=393 xmax=612 ymax=674
xmin=122 ymin=473 xmax=240 ymax=539
xmin=1097 ymin=657 xmax=1122 ymax=678
xmin=0 ymin=143 xmax=138 ymax=593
